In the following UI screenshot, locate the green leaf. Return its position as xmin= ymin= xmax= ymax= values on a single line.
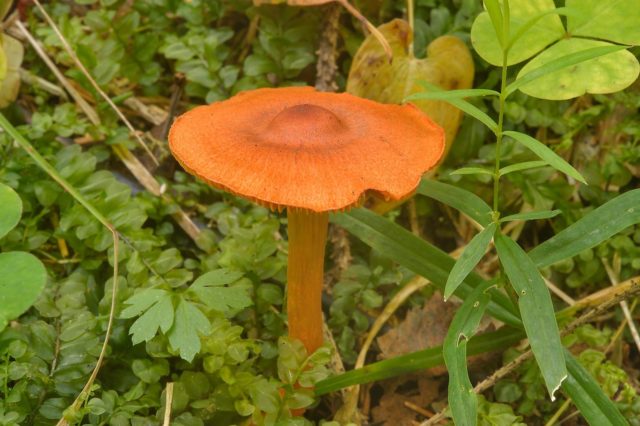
xmin=445 ymin=223 xmax=497 ymax=300
xmin=121 ymin=289 xmax=170 ymax=318
xmin=315 ymin=327 xmax=525 ymax=395
xmin=442 ymin=97 xmax=498 ymax=133
xmin=500 ymin=210 xmax=561 ymax=222
xmin=503 ymin=131 xmax=586 ymax=184
xmin=450 ymin=167 xmax=494 ymax=177
xmin=562 ymin=351 xmax=628 ymax=426
xmin=510 ymin=41 xmax=636 ymax=99
xmin=0 ymin=35 xmax=24 ymax=108
xmin=331 ymin=209 xmax=521 ymax=326
xmin=406 ymin=88 xmax=500 ymax=101
xmin=445 ymin=281 xmax=492 ymax=426
xmin=417 ymin=180 xmax=493 ymax=227
xmin=0 ymin=251 xmax=47 ymax=331
xmin=483 ymin=0 xmax=506 ymax=48
xmin=494 ymin=234 xmax=567 ymax=399
xmin=167 ymin=299 xmax=210 ymax=362
xmin=128 ymin=291 xmax=175 ymax=345
xmin=471 ymin=0 xmax=564 ymax=66
xmin=529 ymin=189 xmax=640 ymax=268
xmin=0 ymin=182 xmax=21 ymax=239
xmin=189 ymin=269 xmax=253 ymax=314
xmin=499 ymin=160 xmax=548 ymax=176
xmin=567 ymin=0 xmax=640 ymax=46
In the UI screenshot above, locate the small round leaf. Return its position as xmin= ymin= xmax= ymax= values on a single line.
xmin=517 ymin=39 xmax=640 ymax=100
xmin=0 ymin=182 xmax=22 ymax=239
xmin=0 ymin=251 xmax=47 ymax=330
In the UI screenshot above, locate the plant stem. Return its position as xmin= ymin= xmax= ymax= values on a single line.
xmin=287 ymin=209 xmax=329 ymax=354
xmin=492 ymin=50 xmax=509 ymax=217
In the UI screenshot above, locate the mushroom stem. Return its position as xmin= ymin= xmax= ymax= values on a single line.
xmin=287 ymin=209 xmax=329 ymax=354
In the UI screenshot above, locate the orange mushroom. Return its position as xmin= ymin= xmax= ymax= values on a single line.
xmin=169 ymin=86 xmax=444 ymax=354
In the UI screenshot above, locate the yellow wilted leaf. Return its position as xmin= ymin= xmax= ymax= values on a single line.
xmin=0 ymin=35 xmax=24 ymax=108
xmin=347 ymin=19 xmax=474 ymax=157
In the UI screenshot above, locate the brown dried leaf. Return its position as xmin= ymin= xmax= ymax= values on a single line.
xmin=377 ymin=292 xmax=456 ymax=376
xmin=347 ymin=19 xmax=474 ymax=157
xmin=370 ymin=375 xmax=442 ymax=426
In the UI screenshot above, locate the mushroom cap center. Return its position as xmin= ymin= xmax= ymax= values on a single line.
xmin=268 ymin=104 xmax=346 ymax=136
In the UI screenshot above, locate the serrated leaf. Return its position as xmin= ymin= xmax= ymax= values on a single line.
xmin=512 ymin=40 xmax=636 ymax=100
xmin=167 ymin=299 xmax=211 ymax=362
xmin=494 ymin=233 xmax=567 ymax=399
xmin=471 ymin=0 xmax=564 ymax=66
xmin=503 ymin=131 xmax=586 ymax=183
xmin=444 ymin=281 xmax=492 ymax=426
xmin=0 ymin=182 xmax=21 ymax=239
xmin=445 ymin=223 xmax=497 ymax=300
xmin=128 ymin=292 xmax=174 ymax=345
xmin=500 ymin=210 xmax=561 ymax=222
xmin=347 ymin=19 xmax=474 ymax=155
xmin=121 ymin=289 xmax=169 ymax=318
xmin=0 ymin=252 xmax=47 ymax=331
xmin=567 ymin=0 xmax=640 ymax=46
xmin=189 ymin=269 xmax=253 ymax=314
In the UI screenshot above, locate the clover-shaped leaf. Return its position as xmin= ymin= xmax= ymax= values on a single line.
xmin=567 ymin=0 xmax=640 ymax=45
xmin=470 ymin=0 xmax=564 ymax=66
xmin=517 ymin=39 xmax=640 ymax=100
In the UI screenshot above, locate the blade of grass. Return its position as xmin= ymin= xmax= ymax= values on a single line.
xmin=499 ymin=160 xmax=548 ymax=176
xmin=450 ymin=166 xmax=495 ymax=177
xmin=315 ymin=326 xmax=523 ymax=395
xmin=562 ymin=351 xmax=628 ymax=426
xmin=406 ymin=88 xmax=500 ymax=101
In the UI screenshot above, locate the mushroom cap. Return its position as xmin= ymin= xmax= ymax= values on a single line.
xmin=169 ymin=86 xmax=445 ymax=212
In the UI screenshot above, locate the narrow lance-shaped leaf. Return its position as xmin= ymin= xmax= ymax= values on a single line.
xmin=445 ymin=223 xmax=497 ymax=300
xmin=530 ymin=189 xmax=640 ymax=267
xmin=417 ymin=180 xmax=493 ymax=227
xmin=494 ymin=233 xmax=567 ymax=399
xmin=499 ymin=160 xmax=548 ymax=176
xmin=503 ymin=131 xmax=586 ymax=183
xmin=450 ymin=167 xmax=494 ymax=177
xmin=500 ymin=210 xmax=561 ymax=222
xmin=406 ymin=88 xmax=500 ymax=101
xmin=445 ymin=281 xmax=493 ymax=426
xmin=484 ymin=0 xmax=505 ymax=48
